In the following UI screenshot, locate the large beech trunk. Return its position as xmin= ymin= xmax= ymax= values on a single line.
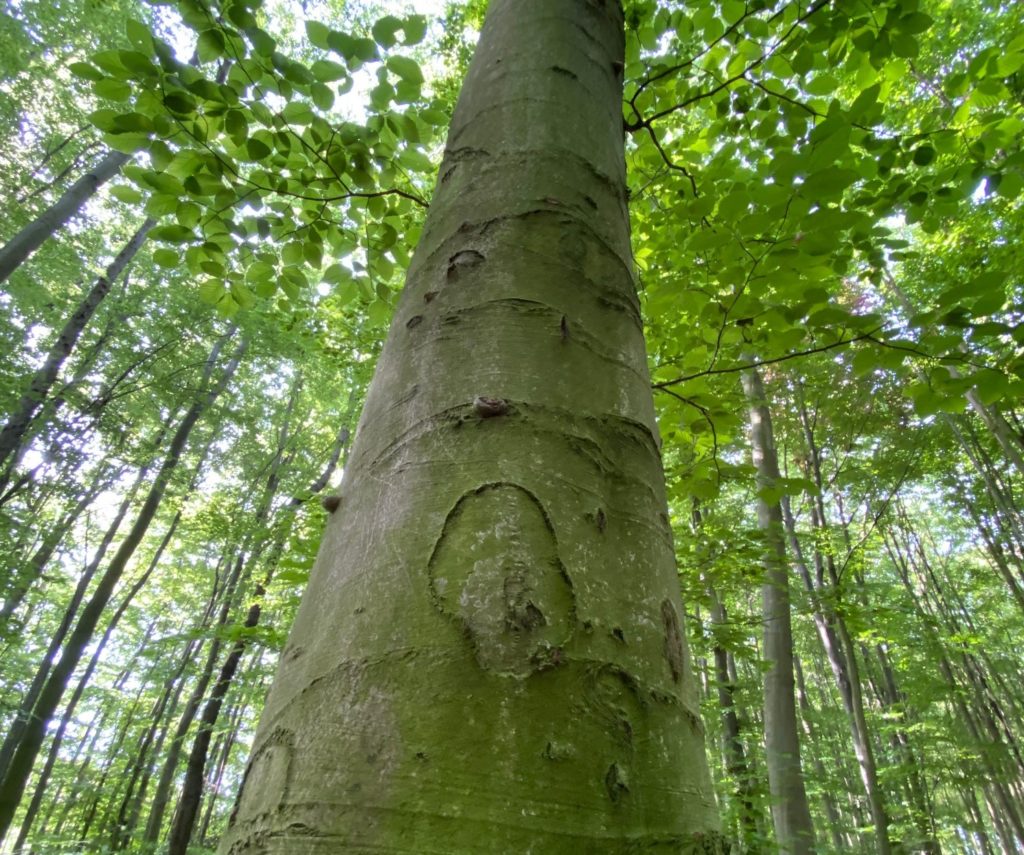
xmin=220 ymin=1 xmax=721 ymax=851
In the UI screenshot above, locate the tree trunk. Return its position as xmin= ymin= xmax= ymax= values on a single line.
xmin=167 ymin=417 xmax=350 ymax=853
xmin=740 ymin=366 xmax=816 ymax=854
xmin=0 ymin=332 xmax=244 ymax=837
xmin=793 ymin=656 xmax=850 ymax=852
xmin=12 ymin=513 xmax=176 ymax=852
xmin=143 ymin=549 xmax=251 ymax=845
xmin=0 ymin=217 xmax=154 ymax=480
xmin=0 ymin=460 xmax=145 ymax=786
xmin=0 ymin=475 xmax=108 ymax=627
xmin=220 ymin=1 xmax=721 ymax=851
xmin=168 ymin=595 xmax=261 ymax=855
xmin=707 ymin=585 xmax=762 ymax=848
xmin=196 ymin=694 xmax=248 ymax=846
xmin=792 ymin=385 xmax=892 ymax=854
xmin=0 ymin=149 xmax=129 ymax=284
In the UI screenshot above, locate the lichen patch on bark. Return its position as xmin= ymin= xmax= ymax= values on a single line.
xmin=428 ymin=482 xmax=575 ymax=676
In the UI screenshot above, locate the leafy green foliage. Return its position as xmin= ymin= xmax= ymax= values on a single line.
xmin=1 ymin=0 xmax=1023 ymax=850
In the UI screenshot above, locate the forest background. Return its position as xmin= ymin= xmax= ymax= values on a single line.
xmin=0 ymin=0 xmax=1023 ymax=851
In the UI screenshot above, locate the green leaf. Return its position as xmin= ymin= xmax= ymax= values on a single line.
xmin=225 ymin=109 xmax=249 ymax=146
xmin=311 ymin=82 xmax=334 ymax=111
xmin=721 ymin=0 xmax=745 ymax=26
xmin=386 ymin=55 xmax=423 ymax=85
xmin=322 ymin=263 xmax=350 ymax=284
xmin=899 ymin=12 xmax=933 ymax=35
xmin=247 ymin=27 xmax=276 ymax=57
xmin=311 ymin=59 xmax=347 ymax=82
xmin=153 ymin=248 xmax=179 ymax=268
xmin=281 ymin=101 xmax=314 ymax=125
xmin=303 ymin=241 xmax=323 ymax=267
xmin=231 ymin=281 xmax=256 ymax=309
xmin=117 ymin=50 xmax=158 ymax=78
xmin=150 ymin=224 xmax=195 ymax=243
xmin=402 ymin=14 xmax=428 ymax=45
xmin=145 ymin=193 xmax=179 ymax=218
xmin=367 ymin=298 xmax=392 ymax=327
xmin=305 ymin=20 xmax=330 ymax=49
xmin=92 ymin=50 xmax=129 ymax=78
xmin=109 ymin=185 xmax=143 ymax=203
xmin=398 ymin=148 xmax=433 ymax=172
xmin=198 ymin=280 xmax=224 ymax=305
xmin=69 ymin=61 xmax=105 ymax=81
xmin=912 ymin=146 xmax=936 ymax=166
xmin=282 ymin=265 xmax=309 ymax=291
xmin=94 ymin=78 xmax=132 ymax=101
xmin=176 ymin=201 xmax=202 ymax=228
xmin=372 ymin=15 xmax=403 ymax=47
xmin=163 ymin=91 xmax=197 ymax=115
xmin=802 ymin=168 xmax=858 ymax=198
xmin=197 ymin=29 xmax=226 ymax=63
xmin=124 ymin=18 xmax=151 ymax=50
xmin=421 ymin=108 xmax=448 ymax=126
xmin=246 ymin=136 xmax=272 ymax=160
xmin=328 ymin=32 xmax=377 ymax=64
xmin=891 ymin=33 xmax=919 ymax=59
xmin=140 ymin=170 xmax=184 ymax=196
xmin=805 ymin=74 xmax=839 ymax=96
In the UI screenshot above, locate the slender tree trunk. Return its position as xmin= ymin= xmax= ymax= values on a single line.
xmin=168 ymin=595 xmax=261 ymax=855
xmin=143 ymin=549 xmax=250 ymax=845
xmin=221 ymin=2 xmax=721 ymax=850
xmin=76 ymin=668 xmax=154 ymax=843
xmin=885 ymin=531 xmax=1024 ymax=847
xmin=0 ymin=149 xmax=129 ymax=284
xmin=40 ymin=694 xmax=111 ymax=838
xmin=707 ymin=585 xmax=762 ymax=848
xmin=196 ymin=694 xmax=248 ymax=846
xmin=167 ymin=413 xmax=351 ymax=853
xmin=0 ymin=460 xmax=146 ymax=785
xmin=0 ymin=217 xmax=153 ymax=482
xmin=793 ymin=656 xmax=850 ymax=852
xmin=15 ymin=502 xmax=190 ymax=850
xmin=0 ymin=332 xmax=244 ymax=836
xmin=0 ymin=475 xmax=108 ymax=626
xmin=741 ymin=366 xmax=816 ymax=854
xmin=793 ymin=385 xmax=892 ymax=854
xmin=960 ymin=786 xmax=997 ymax=855
xmin=111 ymin=591 xmax=218 ymax=850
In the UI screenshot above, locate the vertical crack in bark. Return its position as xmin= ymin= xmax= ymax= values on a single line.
xmin=661 ymin=599 xmax=685 ymax=683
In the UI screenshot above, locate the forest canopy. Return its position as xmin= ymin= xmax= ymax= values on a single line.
xmin=0 ymin=0 xmax=1023 ymax=852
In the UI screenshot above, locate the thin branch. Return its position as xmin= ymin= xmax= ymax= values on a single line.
xmin=653 ymin=329 xmax=882 ymax=389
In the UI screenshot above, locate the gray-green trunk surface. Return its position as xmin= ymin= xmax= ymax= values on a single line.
xmin=221 ymin=1 xmax=722 ymax=851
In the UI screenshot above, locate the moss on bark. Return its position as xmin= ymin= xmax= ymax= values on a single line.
xmin=220 ymin=1 xmax=722 ymax=850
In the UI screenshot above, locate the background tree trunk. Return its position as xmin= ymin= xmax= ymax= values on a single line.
xmin=0 ymin=217 xmax=153 ymax=478
xmin=741 ymin=366 xmax=816 ymax=853
xmin=0 ymin=149 xmax=129 ymax=284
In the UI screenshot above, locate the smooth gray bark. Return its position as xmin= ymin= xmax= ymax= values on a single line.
xmin=221 ymin=1 xmax=722 ymax=851
xmin=168 ymin=391 xmax=348 ymax=854
xmin=741 ymin=366 xmax=816 ymax=854
xmin=0 ymin=149 xmax=129 ymax=285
